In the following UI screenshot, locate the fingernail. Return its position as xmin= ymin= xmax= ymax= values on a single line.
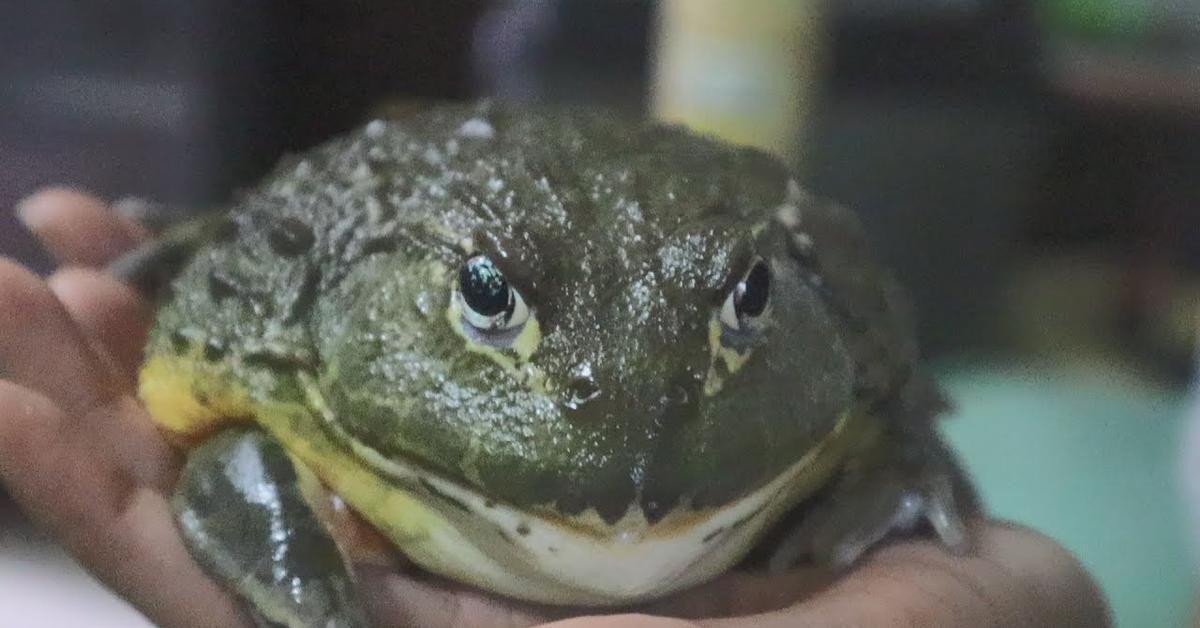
xmin=15 ymin=196 xmax=46 ymax=230
xmin=14 ymin=189 xmax=67 ymax=231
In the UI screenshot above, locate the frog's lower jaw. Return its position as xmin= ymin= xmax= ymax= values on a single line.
xmin=271 ymin=381 xmax=863 ymax=606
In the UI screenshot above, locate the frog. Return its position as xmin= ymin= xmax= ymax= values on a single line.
xmin=124 ymin=102 xmax=975 ymax=628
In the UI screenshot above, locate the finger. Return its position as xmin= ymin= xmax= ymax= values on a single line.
xmin=16 ymin=188 xmax=148 ymax=268
xmin=0 ymin=382 xmax=245 ymax=628
xmin=0 ymin=259 xmax=169 ymax=488
xmin=48 ymin=267 xmax=151 ymax=382
xmin=361 ymin=561 xmax=831 ymax=628
xmin=637 ymin=567 xmax=833 ymax=619
xmin=539 ymin=615 xmax=698 ymax=628
xmin=0 ymin=258 xmax=120 ymax=416
xmin=80 ymin=394 xmax=178 ymax=492
xmin=975 ymin=522 xmax=1111 ymax=627
xmin=360 ymin=567 xmax=557 ymax=628
xmin=699 ymin=523 xmax=1111 ymax=628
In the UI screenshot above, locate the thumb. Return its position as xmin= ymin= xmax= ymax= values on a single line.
xmin=700 ymin=522 xmax=1111 ymax=628
xmin=540 ymin=615 xmax=699 ymax=628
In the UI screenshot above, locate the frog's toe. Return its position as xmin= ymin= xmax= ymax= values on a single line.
xmin=173 ymin=426 xmax=369 ymax=628
xmin=768 ymin=463 xmax=971 ymax=572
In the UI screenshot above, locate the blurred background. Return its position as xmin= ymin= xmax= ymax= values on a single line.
xmin=0 ymin=0 xmax=1197 ymax=626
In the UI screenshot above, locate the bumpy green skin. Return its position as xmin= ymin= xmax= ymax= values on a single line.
xmin=147 ymin=102 xmax=920 ymax=524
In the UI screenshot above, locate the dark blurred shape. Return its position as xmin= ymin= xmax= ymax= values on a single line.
xmin=830 ymin=0 xmax=1039 ymax=94
xmin=804 ymin=0 xmax=1044 ymax=356
xmin=473 ymin=0 xmax=653 ymax=111
xmin=0 ymin=0 xmax=484 ymax=272
xmin=1034 ymin=40 xmax=1200 ymax=379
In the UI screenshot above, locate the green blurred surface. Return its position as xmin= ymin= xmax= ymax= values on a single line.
xmin=1037 ymin=0 xmax=1148 ymax=41
xmin=938 ymin=362 xmax=1193 ymax=628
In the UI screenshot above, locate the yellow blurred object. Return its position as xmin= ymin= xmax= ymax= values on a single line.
xmin=652 ymin=0 xmax=826 ymax=166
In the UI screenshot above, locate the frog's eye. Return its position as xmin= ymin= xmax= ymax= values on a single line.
xmin=458 ymin=255 xmax=530 ymax=332
xmin=719 ymin=259 xmax=771 ymax=331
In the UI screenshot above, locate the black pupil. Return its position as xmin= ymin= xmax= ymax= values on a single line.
xmin=460 ymin=257 xmax=512 ymax=318
xmin=736 ymin=261 xmax=770 ymax=318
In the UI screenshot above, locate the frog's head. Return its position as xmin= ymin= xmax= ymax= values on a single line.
xmin=324 ymin=107 xmax=855 ymax=531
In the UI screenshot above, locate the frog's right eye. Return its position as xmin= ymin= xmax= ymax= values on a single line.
xmin=458 ymin=255 xmax=530 ymax=332
xmin=719 ymin=259 xmax=771 ymax=332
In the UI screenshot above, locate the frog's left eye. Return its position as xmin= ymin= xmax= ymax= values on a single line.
xmin=720 ymin=259 xmax=771 ymax=331
xmin=458 ymin=255 xmax=530 ymax=332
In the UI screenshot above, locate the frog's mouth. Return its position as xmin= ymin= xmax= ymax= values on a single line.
xmin=296 ymin=373 xmax=862 ymax=605
xmin=142 ymin=347 xmax=862 ymax=604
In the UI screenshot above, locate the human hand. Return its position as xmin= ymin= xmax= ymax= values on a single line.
xmin=0 ymin=189 xmax=1110 ymax=627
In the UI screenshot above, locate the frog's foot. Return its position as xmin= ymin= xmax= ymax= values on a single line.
xmin=767 ymin=432 xmax=975 ymax=572
xmin=173 ymin=426 xmax=369 ymax=628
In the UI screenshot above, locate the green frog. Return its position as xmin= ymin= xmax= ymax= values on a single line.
xmin=128 ymin=102 xmax=974 ymax=627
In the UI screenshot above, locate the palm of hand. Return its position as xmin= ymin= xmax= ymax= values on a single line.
xmin=0 ymin=190 xmax=1109 ymax=627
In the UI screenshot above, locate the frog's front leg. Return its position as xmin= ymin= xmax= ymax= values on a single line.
xmin=172 ymin=426 xmax=369 ymax=628
xmin=768 ymin=398 xmax=978 ymax=571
